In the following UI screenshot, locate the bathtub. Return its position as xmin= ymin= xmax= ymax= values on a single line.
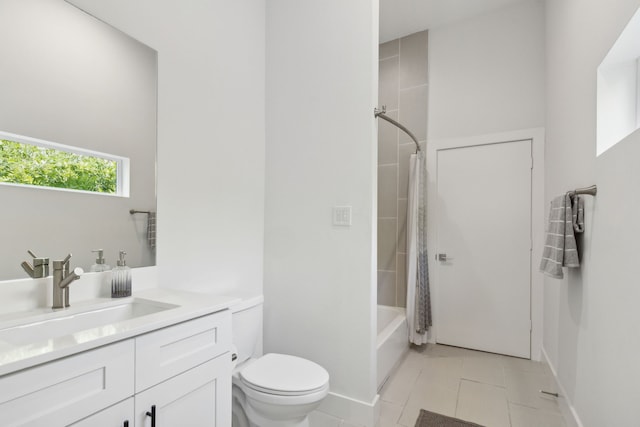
xmin=377 ymin=305 xmax=409 ymax=391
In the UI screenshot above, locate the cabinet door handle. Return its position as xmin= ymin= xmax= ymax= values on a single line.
xmin=146 ymin=405 xmax=156 ymax=427
xmin=123 ymin=421 xmax=129 ymax=427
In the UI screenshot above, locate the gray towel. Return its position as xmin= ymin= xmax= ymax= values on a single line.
xmin=572 ymin=195 xmax=584 ymax=233
xmin=540 ymin=194 xmax=584 ymax=279
xmin=147 ymin=211 xmax=156 ymax=250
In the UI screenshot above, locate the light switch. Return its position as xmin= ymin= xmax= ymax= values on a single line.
xmin=333 ymin=206 xmax=352 ymax=226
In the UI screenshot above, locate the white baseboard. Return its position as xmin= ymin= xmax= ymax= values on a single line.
xmin=541 ymin=347 xmax=584 ymax=427
xmin=317 ymin=391 xmax=380 ymax=427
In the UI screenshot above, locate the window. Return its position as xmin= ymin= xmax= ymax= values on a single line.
xmin=637 ymin=57 xmax=640 ymax=128
xmin=597 ymin=6 xmax=640 ymax=156
xmin=0 ymin=131 xmax=129 ymax=196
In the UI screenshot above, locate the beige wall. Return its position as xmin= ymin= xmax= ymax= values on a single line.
xmin=377 ymin=30 xmax=428 ymax=308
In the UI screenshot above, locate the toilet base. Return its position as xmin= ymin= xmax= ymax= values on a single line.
xmin=232 ymin=392 xmax=251 ymax=427
xmin=232 ymin=402 xmax=311 ymax=427
xmin=232 ymin=418 xmax=309 ymax=427
xmin=244 ymin=407 xmax=310 ymax=427
xmin=232 ymin=385 xmax=315 ymax=427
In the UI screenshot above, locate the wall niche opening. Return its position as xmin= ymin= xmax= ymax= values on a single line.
xmin=597 ymin=6 xmax=640 ymax=156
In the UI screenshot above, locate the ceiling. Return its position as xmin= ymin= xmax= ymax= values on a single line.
xmin=379 ymin=0 xmax=535 ymax=42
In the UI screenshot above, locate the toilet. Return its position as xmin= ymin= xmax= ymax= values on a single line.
xmin=230 ymin=295 xmax=330 ymax=427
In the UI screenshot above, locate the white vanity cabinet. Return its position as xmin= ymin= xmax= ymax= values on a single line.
xmin=135 ymin=355 xmax=231 ymax=426
xmin=0 ymin=309 xmax=232 ymax=427
xmin=134 ymin=310 xmax=232 ymax=427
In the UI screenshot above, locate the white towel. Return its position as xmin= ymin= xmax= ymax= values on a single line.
xmin=539 ymin=194 xmax=584 ymax=279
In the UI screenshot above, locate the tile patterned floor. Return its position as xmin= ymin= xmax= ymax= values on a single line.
xmin=376 ymin=344 xmax=567 ymax=427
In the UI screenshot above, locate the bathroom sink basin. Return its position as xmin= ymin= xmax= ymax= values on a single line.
xmin=0 ymin=298 xmax=178 ymax=347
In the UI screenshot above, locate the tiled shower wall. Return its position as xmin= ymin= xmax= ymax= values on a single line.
xmin=377 ymin=31 xmax=428 ymax=308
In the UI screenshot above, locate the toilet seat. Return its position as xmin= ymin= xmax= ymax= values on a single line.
xmin=242 ymin=381 xmax=327 ymax=396
xmin=240 ymin=379 xmax=330 ymax=407
xmin=239 ymin=353 xmax=329 ymax=397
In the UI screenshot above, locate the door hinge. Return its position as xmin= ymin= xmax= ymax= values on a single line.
xmin=531 ymin=156 xmax=534 ymax=170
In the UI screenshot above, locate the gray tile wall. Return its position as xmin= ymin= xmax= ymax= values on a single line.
xmin=377 ymin=30 xmax=428 ymax=308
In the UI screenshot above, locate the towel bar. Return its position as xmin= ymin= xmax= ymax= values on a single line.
xmin=567 ymin=185 xmax=597 ymax=197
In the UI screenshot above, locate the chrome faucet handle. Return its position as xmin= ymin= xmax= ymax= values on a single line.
xmin=52 ymin=254 xmax=72 ymax=274
xmin=21 ymin=250 xmax=50 ymax=278
xmin=62 ymin=253 xmax=72 ymax=266
xmin=63 ymin=253 xmax=72 ymax=276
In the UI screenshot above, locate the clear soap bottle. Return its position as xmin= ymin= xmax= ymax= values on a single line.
xmin=111 ymin=251 xmax=132 ymax=298
xmin=90 ymin=249 xmax=111 ymax=272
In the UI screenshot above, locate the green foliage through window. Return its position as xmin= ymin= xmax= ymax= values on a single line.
xmin=0 ymin=139 xmax=117 ymax=194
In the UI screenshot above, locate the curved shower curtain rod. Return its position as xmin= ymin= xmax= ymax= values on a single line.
xmin=374 ymin=106 xmax=421 ymax=153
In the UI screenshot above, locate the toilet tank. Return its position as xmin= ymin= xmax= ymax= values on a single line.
xmin=230 ymin=295 xmax=264 ymax=364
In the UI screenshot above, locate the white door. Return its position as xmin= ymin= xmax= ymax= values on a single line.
xmin=436 ymin=140 xmax=532 ymax=358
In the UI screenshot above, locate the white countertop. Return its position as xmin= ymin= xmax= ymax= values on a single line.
xmin=0 ymin=289 xmax=240 ymax=377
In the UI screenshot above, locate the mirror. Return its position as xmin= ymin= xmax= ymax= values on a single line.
xmin=0 ymin=0 xmax=157 ymax=280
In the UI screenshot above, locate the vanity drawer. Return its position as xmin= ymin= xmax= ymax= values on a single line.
xmin=0 ymin=340 xmax=134 ymax=427
xmin=69 ymin=397 xmax=134 ymax=427
xmin=135 ymin=310 xmax=231 ymax=392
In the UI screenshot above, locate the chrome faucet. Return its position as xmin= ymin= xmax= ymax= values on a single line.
xmin=52 ymin=254 xmax=83 ymax=309
xmin=21 ymin=250 xmax=50 ymax=279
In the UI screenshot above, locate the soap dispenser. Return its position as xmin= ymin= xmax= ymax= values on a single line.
xmin=111 ymin=251 xmax=131 ymax=298
xmin=90 ymin=249 xmax=111 ymax=272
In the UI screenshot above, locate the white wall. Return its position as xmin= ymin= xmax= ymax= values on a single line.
xmin=66 ymin=0 xmax=266 ymax=297
xmin=544 ymin=0 xmax=640 ymax=425
xmin=264 ymin=0 xmax=379 ymax=424
xmin=428 ymin=0 xmax=545 ymax=140
xmin=426 ymin=0 xmax=546 ymax=357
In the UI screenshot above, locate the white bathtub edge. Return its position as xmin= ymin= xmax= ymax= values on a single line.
xmin=377 ymin=305 xmax=409 ymax=391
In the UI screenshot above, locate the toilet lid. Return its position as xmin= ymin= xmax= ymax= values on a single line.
xmin=240 ymin=353 xmax=329 ymax=396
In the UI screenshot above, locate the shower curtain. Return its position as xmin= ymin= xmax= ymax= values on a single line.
xmin=406 ymin=151 xmax=431 ymax=345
